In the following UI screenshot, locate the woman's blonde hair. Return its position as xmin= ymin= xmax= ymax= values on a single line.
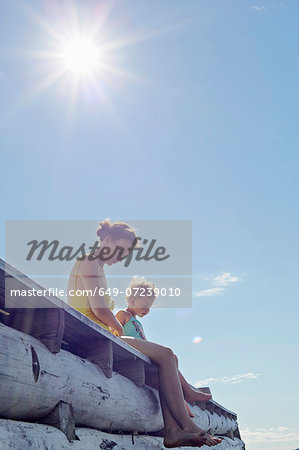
xmin=97 ymin=219 xmax=136 ymax=244
xmin=126 ymin=276 xmax=157 ymax=304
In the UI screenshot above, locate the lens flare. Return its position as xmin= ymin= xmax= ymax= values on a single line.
xmin=193 ymin=336 xmax=203 ymax=344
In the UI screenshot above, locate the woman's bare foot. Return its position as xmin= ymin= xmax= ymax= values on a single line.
xmin=184 ymin=386 xmax=212 ymax=403
xmin=203 ymin=434 xmax=222 ymax=447
xmin=164 ymin=429 xmax=206 ymax=448
xmin=164 ymin=429 xmax=222 ymax=448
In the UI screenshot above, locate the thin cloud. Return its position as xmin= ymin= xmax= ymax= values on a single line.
xmin=193 ymin=272 xmax=241 ymax=297
xmin=194 ymin=377 xmax=218 ymax=386
xmin=220 ymin=373 xmax=260 ymax=384
xmin=253 ymin=6 xmax=266 ymax=11
xmin=194 ymin=372 xmax=260 ymax=387
xmin=241 ymin=426 xmax=299 ymax=443
xmin=213 ymin=272 xmax=241 ymax=286
xmin=193 ymin=287 xmax=225 ymax=297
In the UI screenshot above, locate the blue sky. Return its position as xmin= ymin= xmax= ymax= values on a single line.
xmin=1 ymin=1 xmax=299 ymax=449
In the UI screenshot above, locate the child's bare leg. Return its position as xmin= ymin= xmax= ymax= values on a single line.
xmin=119 ymin=337 xmax=221 ymax=447
xmin=173 ymin=355 xmax=212 ymax=403
xmin=182 ymin=380 xmax=212 ymax=403
xmin=184 ymin=399 xmax=195 ymax=418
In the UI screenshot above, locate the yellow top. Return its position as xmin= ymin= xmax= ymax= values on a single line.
xmin=70 ymin=260 xmax=114 ymax=332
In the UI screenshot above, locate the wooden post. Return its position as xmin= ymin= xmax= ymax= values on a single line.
xmin=206 ymin=402 xmax=214 ymax=436
xmin=214 ymin=406 xmax=221 ymax=417
xmin=39 ymin=401 xmax=76 ymax=442
xmin=192 ymin=385 xmax=211 ymax=395
xmin=206 ymin=402 xmax=214 ymax=414
xmin=197 ymin=402 xmax=207 ymax=411
xmin=113 ymin=357 xmax=145 ymax=387
xmin=5 ymin=308 xmax=65 ymax=353
xmin=72 ymin=338 xmax=113 ymax=378
xmin=145 ymin=368 xmax=159 ymax=390
xmin=221 ymin=410 xmax=234 ymax=439
xmin=234 ymin=426 xmax=241 ymax=439
xmin=229 ymin=429 xmax=235 ymax=439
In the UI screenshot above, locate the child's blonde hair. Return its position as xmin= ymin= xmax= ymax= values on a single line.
xmin=126 ymin=276 xmax=157 ymax=305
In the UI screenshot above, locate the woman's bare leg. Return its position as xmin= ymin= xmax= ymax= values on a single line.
xmin=119 ymin=337 xmax=221 ymax=447
xmin=120 ymin=337 xmax=196 ymax=431
xmin=159 ymin=392 xmax=207 ymax=448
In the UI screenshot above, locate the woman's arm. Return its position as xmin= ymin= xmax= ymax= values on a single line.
xmin=79 ymin=259 xmax=124 ymax=336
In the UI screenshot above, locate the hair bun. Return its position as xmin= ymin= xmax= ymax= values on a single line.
xmin=97 ymin=220 xmax=111 ymax=238
xmin=96 ymin=219 xmax=136 ymax=243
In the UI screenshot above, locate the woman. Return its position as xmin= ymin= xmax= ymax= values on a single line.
xmin=68 ymin=220 xmax=221 ymax=448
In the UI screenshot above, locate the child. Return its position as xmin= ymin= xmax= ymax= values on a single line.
xmin=116 ymin=277 xmax=213 ymax=418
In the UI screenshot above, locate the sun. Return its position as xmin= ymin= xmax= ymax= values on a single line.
xmin=59 ymin=36 xmax=102 ymax=77
xmin=11 ymin=2 xmax=181 ymax=115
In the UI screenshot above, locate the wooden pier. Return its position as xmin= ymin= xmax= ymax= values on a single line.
xmin=0 ymin=258 xmax=245 ymax=449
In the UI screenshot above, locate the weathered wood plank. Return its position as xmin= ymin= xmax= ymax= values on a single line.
xmin=0 ymin=419 xmax=246 ymax=450
xmin=0 ymin=323 xmax=240 ymax=436
xmin=0 ymin=323 xmax=163 ymax=433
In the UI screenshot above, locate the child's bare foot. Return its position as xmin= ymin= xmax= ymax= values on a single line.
xmin=184 ymin=386 xmax=212 ymax=403
xmin=185 ymin=400 xmax=195 ymax=418
xmin=164 ymin=429 xmax=222 ymax=448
